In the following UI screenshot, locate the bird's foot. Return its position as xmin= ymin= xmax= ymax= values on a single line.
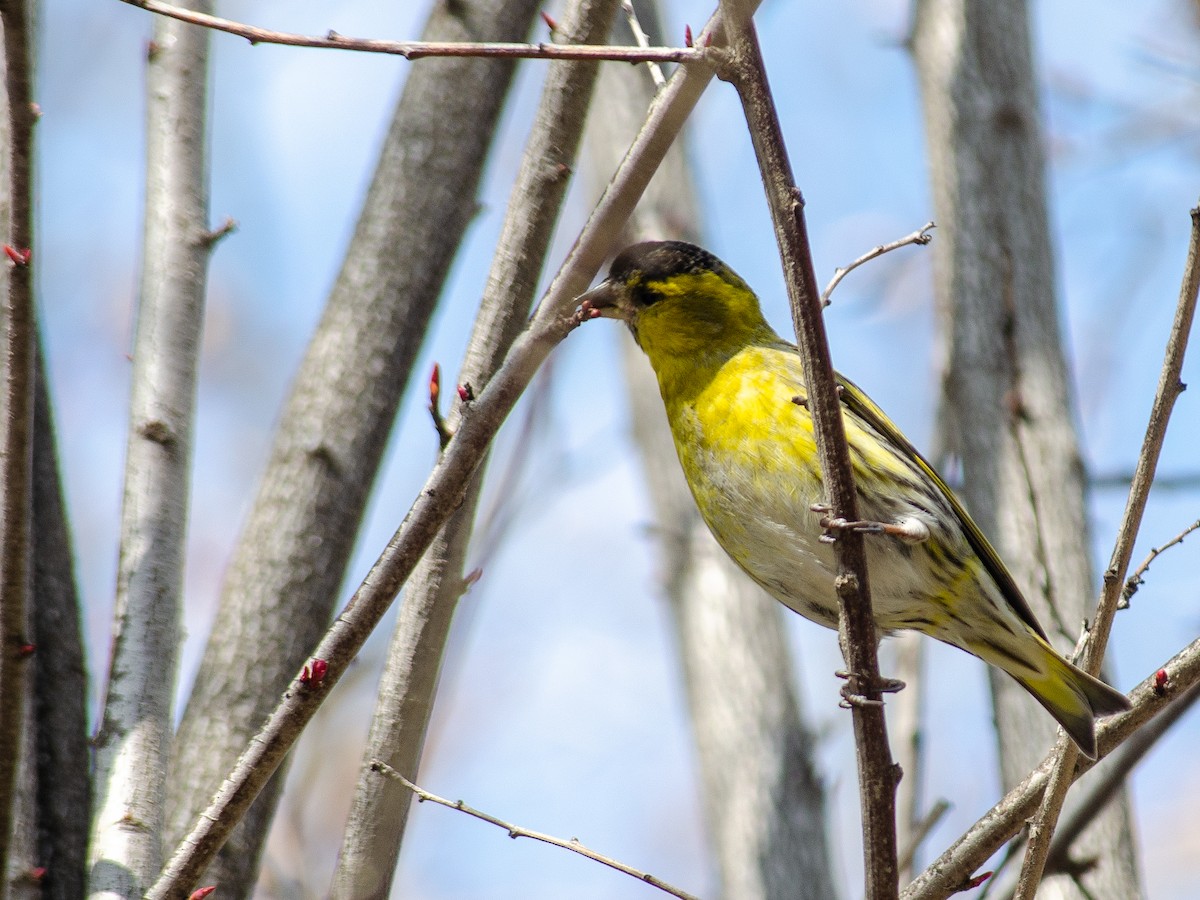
xmin=811 ymin=504 xmax=930 ymax=545
xmin=835 ymin=670 xmax=906 ymax=708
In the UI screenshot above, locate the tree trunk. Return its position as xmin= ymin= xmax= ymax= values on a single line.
xmin=912 ymin=1 xmax=1142 ymax=896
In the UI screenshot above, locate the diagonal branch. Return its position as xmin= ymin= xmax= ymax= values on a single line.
xmin=372 ymin=762 xmax=702 ymax=900
xmin=330 ymin=0 xmax=622 ymax=893
xmin=903 ymin=635 xmax=1200 ymax=900
xmin=1013 ymin=200 xmax=1200 ymax=899
xmin=716 ymin=3 xmax=899 ymax=898
xmin=147 ymin=7 xmax=729 ymax=894
xmin=821 ymin=222 xmax=935 ymax=306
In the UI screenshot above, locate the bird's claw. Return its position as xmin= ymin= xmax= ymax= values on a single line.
xmin=835 ymin=670 xmax=906 ymax=706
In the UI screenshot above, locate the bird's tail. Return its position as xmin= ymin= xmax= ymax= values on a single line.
xmin=1010 ymin=635 xmax=1130 ymax=760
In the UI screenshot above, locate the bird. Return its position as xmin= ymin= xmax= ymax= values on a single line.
xmin=579 ymin=239 xmax=1129 ymax=759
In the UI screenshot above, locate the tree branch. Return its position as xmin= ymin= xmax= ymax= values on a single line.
xmin=164 ymin=1 xmax=545 ymax=890
xmin=148 ymin=6 xmax=727 ymax=893
xmin=717 ymin=4 xmax=899 ymax=898
xmin=0 ymin=0 xmax=38 ymax=885
xmin=903 ymin=635 xmax=1200 ymax=900
xmin=1014 ymin=199 xmax=1200 ymax=899
xmin=330 ymin=0 xmax=622 ymax=893
xmin=88 ymin=5 xmax=213 ymax=894
xmin=821 ymin=222 xmax=935 ymax=306
xmin=371 ymin=762 xmax=701 ymax=900
xmin=117 ymin=0 xmax=705 ymax=64
xmin=1121 ymin=518 xmax=1200 ymax=608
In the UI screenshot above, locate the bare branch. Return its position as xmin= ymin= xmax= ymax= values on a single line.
xmin=148 ymin=7 xmax=728 ymax=893
xmin=898 ymin=799 xmax=950 ymax=877
xmin=371 ymin=762 xmax=702 ymax=900
xmin=717 ymin=4 xmax=899 ymax=897
xmin=0 ymin=0 xmax=41 ymax=887
xmin=903 ymin=635 xmax=1200 ymax=900
xmin=331 ymin=0 xmax=622 ymax=892
xmin=1014 ymin=200 xmax=1200 ymax=899
xmin=164 ymin=1 xmax=545 ymax=889
xmin=992 ymin=677 xmax=1200 ymax=900
xmin=117 ymin=0 xmax=705 ymax=64
xmin=1120 ymin=517 xmax=1200 ymax=608
xmin=621 ymin=0 xmax=667 ymax=87
xmin=821 ymin=222 xmax=935 ymax=306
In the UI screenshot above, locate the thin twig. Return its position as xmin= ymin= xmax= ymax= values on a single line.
xmin=119 ymin=0 xmax=704 ymax=64
xmin=903 ymin=634 xmax=1200 ymax=899
xmin=621 ymin=1 xmax=667 ymax=88
xmin=371 ymin=761 xmax=701 ymax=900
xmin=898 ymin=799 xmax=950 ymax=876
xmin=1013 ymin=201 xmax=1200 ymax=900
xmin=822 ymin=222 xmax=935 ymax=306
xmin=1120 ymin=518 xmax=1200 ymax=608
xmin=717 ymin=3 xmax=900 ymax=897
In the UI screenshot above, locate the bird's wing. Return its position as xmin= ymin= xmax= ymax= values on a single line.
xmin=835 ymin=374 xmax=1050 ymax=642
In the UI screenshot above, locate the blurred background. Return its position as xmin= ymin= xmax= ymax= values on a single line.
xmin=47 ymin=1 xmax=1200 ymax=896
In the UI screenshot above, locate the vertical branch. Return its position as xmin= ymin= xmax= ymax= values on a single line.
xmin=0 ymin=0 xmax=35 ymax=887
xmin=1013 ymin=202 xmax=1200 ymax=898
xmin=717 ymin=4 xmax=899 ymax=898
xmin=330 ymin=0 xmax=620 ymax=894
xmin=88 ymin=4 xmax=213 ymax=896
xmin=585 ymin=3 xmax=838 ymax=897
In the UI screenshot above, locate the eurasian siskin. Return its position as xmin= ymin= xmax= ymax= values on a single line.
xmin=581 ymin=239 xmax=1128 ymax=759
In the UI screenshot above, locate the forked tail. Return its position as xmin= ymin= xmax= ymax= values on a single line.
xmin=1014 ymin=636 xmax=1130 ymax=759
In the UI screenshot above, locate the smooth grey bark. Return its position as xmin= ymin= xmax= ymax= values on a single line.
xmin=31 ymin=341 xmax=89 ymax=900
xmin=911 ymin=1 xmax=1141 ymax=897
xmin=164 ymin=0 xmax=541 ymax=893
xmin=329 ymin=0 xmax=619 ymax=896
xmin=89 ymin=5 xmax=213 ymax=896
xmin=584 ymin=6 xmax=838 ymax=898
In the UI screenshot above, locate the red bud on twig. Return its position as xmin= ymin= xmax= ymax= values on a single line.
xmin=3 ymin=245 xmax=31 ymax=266
xmin=300 ymin=658 xmax=328 ymax=686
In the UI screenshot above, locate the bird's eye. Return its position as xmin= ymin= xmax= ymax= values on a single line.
xmin=631 ymin=282 xmax=662 ymax=307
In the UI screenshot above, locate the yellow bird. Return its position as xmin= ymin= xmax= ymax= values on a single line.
xmin=581 ymin=240 xmax=1128 ymax=758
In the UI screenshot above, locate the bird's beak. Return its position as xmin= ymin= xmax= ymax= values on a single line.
xmin=577 ymin=279 xmax=630 ymax=321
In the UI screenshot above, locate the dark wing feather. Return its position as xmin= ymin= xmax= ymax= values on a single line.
xmin=836 ymin=374 xmax=1050 ymax=642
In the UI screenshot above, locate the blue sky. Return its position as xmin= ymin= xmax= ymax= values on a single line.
xmin=48 ymin=1 xmax=1200 ymax=896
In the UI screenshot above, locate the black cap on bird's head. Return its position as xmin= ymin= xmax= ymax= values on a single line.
xmin=578 ymin=241 xmax=726 ymax=321
xmin=578 ymin=240 xmax=771 ymax=357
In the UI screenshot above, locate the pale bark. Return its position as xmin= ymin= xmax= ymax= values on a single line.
xmin=88 ymin=5 xmax=212 ymax=896
xmin=586 ymin=4 xmax=838 ymax=898
xmin=330 ymin=0 xmax=619 ymax=896
xmin=163 ymin=0 xmax=542 ymax=893
xmin=911 ymin=1 xmax=1141 ymax=897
